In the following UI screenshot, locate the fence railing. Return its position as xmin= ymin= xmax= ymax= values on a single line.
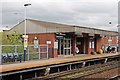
xmin=1 ymin=44 xmax=51 ymax=64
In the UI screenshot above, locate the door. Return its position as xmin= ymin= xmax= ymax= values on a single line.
xmin=58 ymin=39 xmax=64 ymax=55
xmin=64 ymin=39 xmax=71 ymax=55
xmin=58 ymin=38 xmax=71 ymax=55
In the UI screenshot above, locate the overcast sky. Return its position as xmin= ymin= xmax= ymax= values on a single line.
xmin=0 ymin=0 xmax=119 ymax=31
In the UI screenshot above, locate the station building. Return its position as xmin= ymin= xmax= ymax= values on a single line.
xmin=6 ymin=19 xmax=118 ymax=58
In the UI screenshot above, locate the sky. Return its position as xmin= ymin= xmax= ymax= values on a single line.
xmin=0 ymin=0 xmax=120 ymax=32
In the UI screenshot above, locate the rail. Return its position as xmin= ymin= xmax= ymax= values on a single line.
xmin=1 ymin=44 xmax=49 ymax=64
xmin=30 ymin=61 xmax=120 ymax=80
xmin=1 ymin=54 xmax=119 ymax=80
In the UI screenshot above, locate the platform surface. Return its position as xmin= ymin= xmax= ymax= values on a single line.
xmin=0 ymin=53 xmax=119 ymax=73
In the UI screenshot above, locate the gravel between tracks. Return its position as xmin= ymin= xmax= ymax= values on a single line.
xmin=80 ymin=67 xmax=120 ymax=80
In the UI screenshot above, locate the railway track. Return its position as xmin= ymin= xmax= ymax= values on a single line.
xmin=72 ymin=66 xmax=120 ymax=80
xmin=109 ymin=75 xmax=120 ymax=80
xmin=29 ymin=61 xmax=120 ymax=80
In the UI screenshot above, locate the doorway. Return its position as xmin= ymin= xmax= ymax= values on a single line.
xmin=76 ymin=37 xmax=87 ymax=54
xmin=58 ymin=38 xmax=71 ymax=55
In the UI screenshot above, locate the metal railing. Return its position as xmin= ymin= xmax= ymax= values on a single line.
xmin=1 ymin=44 xmax=49 ymax=64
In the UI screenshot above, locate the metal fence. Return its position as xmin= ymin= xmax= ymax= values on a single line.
xmin=1 ymin=44 xmax=49 ymax=64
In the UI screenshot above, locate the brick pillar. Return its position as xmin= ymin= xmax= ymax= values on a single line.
xmin=86 ymin=37 xmax=89 ymax=54
xmin=53 ymin=34 xmax=58 ymax=58
xmin=54 ymin=48 xmax=58 ymax=58
xmin=73 ymin=36 xmax=76 ymax=56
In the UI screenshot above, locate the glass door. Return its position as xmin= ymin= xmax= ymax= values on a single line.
xmin=58 ymin=38 xmax=71 ymax=55
xmin=58 ymin=39 xmax=64 ymax=55
xmin=64 ymin=39 xmax=71 ymax=55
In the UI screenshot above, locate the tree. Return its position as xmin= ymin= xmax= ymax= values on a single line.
xmin=2 ymin=31 xmax=24 ymax=53
xmin=2 ymin=31 xmax=23 ymax=45
xmin=0 ymin=32 xmax=2 ymax=45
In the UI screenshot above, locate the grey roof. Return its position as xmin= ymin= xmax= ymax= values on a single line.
xmin=6 ymin=19 xmax=118 ymax=36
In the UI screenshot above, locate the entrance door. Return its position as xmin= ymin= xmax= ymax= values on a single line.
xmin=58 ymin=38 xmax=71 ymax=55
xmin=64 ymin=39 xmax=71 ymax=55
xmin=58 ymin=39 xmax=64 ymax=55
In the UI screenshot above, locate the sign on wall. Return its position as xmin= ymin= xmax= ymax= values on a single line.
xmin=108 ymin=39 xmax=112 ymax=44
xmin=54 ymin=40 xmax=58 ymax=49
xmin=34 ymin=39 xmax=39 ymax=48
xmin=77 ymin=42 xmax=81 ymax=45
xmin=89 ymin=41 xmax=91 ymax=48
xmin=24 ymin=38 xmax=28 ymax=48
xmin=92 ymin=41 xmax=94 ymax=48
xmin=22 ymin=35 xmax=28 ymax=48
xmin=46 ymin=41 xmax=51 ymax=44
xmin=89 ymin=41 xmax=94 ymax=48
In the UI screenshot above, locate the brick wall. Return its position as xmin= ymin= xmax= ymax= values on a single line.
xmin=27 ymin=33 xmax=117 ymax=56
xmin=96 ymin=36 xmax=117 ymax=52
xmin=28 ymin=33 xmax=58 ymax=58
xmin=87 ymin=36 xmax=117 ymax=54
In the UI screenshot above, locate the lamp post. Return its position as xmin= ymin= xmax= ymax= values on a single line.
xmin=24 ymin=3 xmax=31 ymax=35
xmin=23 ymin=3 xmax=31 ymax=61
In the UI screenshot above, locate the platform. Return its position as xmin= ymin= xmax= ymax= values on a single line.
xmin=0 ymin=53 xmax=119 ymax=73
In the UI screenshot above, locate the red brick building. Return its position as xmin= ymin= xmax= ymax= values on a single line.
xmin=7 ymin=19 xmax=118 ymax=58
